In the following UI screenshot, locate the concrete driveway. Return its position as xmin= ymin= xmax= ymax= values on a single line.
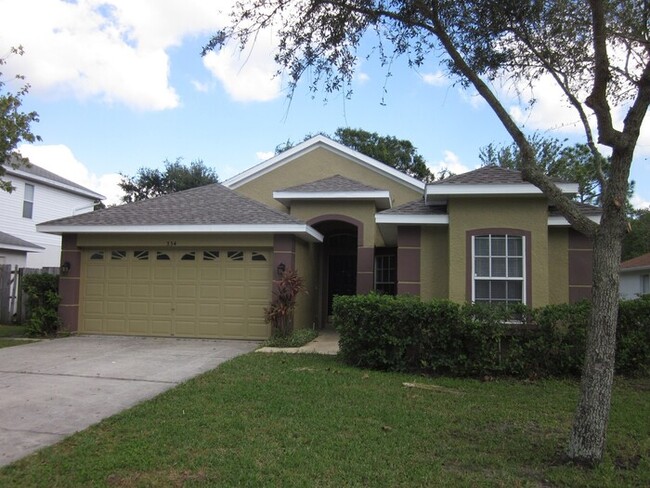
xmin=0 ymin=335 xmax=258 ymax=467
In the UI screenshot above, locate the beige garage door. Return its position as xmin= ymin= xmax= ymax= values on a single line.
xmin=80 ymin=248 xmax=272 ymax=339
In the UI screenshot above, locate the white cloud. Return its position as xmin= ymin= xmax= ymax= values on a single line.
xmin=421 ymin=71 xmax=448 ymax=87
xmin=0 ymin=0 xmax=231 ymax=111
xmin=191 ymin=80 xmax=210 ymax=93
xmin=17 ymin=144 xmax=123 ymax=206
xmin=427 ymin=150 xmax=474 ymax=177
xmin=256 ymin=151 xmax=275 ymax=161
xmin=202 ymin=36 xmax=282 ymax=102
xmin=631 ymin=194 xmax=650 ymax=211
xmin=356 ymin=72 xmax=370 ymax=84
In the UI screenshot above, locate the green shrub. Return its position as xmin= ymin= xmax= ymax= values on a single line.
xmin=333 ymin=294 xmax=650 ymax=378
xmin=617 ymin=295 xmax=650 ymax=375
xmin=21 ymin=273 xmax=61 ymax=337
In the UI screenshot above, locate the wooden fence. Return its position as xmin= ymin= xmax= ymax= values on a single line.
xmin=0 ymin=265 xmax=60 ymax=324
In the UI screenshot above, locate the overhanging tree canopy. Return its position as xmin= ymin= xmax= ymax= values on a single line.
xmin=205 ymin=0 xmax=649 ymax=466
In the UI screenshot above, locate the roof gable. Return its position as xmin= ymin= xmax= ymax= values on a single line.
xmin=224 ymin=135 xmax=425 ymax=193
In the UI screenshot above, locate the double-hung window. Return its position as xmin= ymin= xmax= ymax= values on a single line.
xmin=374 ymin=252 xmax=396 ymax=295
xmin=472 ymin=234 xmax=525 ymax=305
xmin=23 ymin=183 xmax=35 ymax=219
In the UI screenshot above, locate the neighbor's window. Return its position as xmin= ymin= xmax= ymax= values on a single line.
xmin=374 ymin=252 xmax=396 ymax=295
xmin=23 ymin=183 xmax=34 ymax=219
xmin=472 ymin=234 xmax=525 ymax=305
xmin=642 ymin=274 xmax=650 ymax=296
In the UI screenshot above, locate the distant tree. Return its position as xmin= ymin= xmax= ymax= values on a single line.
xmin=276 ymin=127 xmax=435 ymax=182
xmin=119 ymin=158 xmax=219 ymax=203
xmin=479 ymin=135 xmax=609 ymax=206
xmin=0 ymin=46 xmax=41 ymax=192
xmin=622 ymin=209 xmax=650 ymax=261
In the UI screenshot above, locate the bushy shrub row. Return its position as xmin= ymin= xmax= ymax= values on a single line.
xmin=332 ymin=293 xmax=650 ymax=377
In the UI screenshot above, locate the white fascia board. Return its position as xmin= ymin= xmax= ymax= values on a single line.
xmin=375 ymin=214 xmax=449 ymax=225
xmin=37 ymin=224 xmax=325 ymax=243
xmin=225 ymin=135 xmax=425 ymax=192
xmin=273 ymin=190 xmax=392 ymax=209
xmin=547 ymin=215 xmax=601 ymax=226
xmin=9 ymin=168 xmax=105 ymax=200
xmin=426 ymin=182 xmax=579 ymax=197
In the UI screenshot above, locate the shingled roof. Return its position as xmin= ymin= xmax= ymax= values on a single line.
xmin=0 ymin=231 xmax=44 ymax=250
xmin=39 ymin=183 xmax=307 ymax=227
xmin=279 ymin=175 xmax=382 ymax=192
xmin=549 ymin=202 xmax=602 ymax=217
xmin=621 ymin=252 xmax=650 ymax=271
xmin=378 ymin=199 xmax=447 ymax=216
xmin=7 ymin=158 xmax=105 ymax=200
xmin=429 ymin=166 xmax=569 ymax=185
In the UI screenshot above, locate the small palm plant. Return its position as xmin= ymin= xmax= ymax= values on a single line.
xmin=264 ymin=270 xmax=306 ymax=338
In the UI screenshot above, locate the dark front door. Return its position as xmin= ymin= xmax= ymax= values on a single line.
xmin=328 ymin=253 xmax=357 ymax=314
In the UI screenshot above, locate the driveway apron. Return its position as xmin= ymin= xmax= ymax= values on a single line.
xmin=0 ymin=335 xmax=258 ymax=467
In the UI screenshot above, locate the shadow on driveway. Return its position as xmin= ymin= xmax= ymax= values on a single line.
xmin=0 ymin=335 xmax=258 ymax=467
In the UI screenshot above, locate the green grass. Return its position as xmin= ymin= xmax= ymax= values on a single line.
xmin=0 ymin=324 xmax=28 ymax=338
xmin=263 ymin=328 xmax=319 ymax=347
xmin=0 ymin=354 xmax=648 ymax=487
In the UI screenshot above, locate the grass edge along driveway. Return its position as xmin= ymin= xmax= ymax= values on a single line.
xmin=0 ymin=353 xmax=648 ymax=487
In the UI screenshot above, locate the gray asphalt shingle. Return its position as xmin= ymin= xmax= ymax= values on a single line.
xmin=278 ymin=175 xmax=383 ymax=192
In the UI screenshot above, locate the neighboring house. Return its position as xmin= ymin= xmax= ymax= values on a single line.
xmin=619 ymin=252 xmax=650 ymax=300
xmin=37 ymin=136 xmax=600 ymax=339
xmin=0 ymin=160 xmax=105 ymax=268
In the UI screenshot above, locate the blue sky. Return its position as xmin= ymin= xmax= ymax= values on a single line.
xmin=1 ymin=0 xmax=648 ymax=207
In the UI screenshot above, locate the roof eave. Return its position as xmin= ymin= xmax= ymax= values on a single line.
xmin=547 ymin=215 xmax=602 ymax=226
xmin=37 ymin=224 xmax=324 ymax=243
xmin=8 ymin=168 xmax=106 ymax=200
xmin=425 ymin=182 xmax=578 ymax=200
xmin=375 ymin=214 xmax=449 ymax=225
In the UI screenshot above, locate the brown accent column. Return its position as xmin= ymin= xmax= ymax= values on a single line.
xmin=58 ymin=234 xmax=81 ymax=332
xmin=273 ymin=234 xmax=296 ymax=277
xmin=397 ymin=226 xmax=421 ymax=296
xmin=568 ymin=229 xmax=593 ymax=303
xmin=357 ymin=247 xmax=374 ymax=294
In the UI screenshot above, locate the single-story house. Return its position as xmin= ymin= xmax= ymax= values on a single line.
xmin=619 ymin=252 xmax=650 ymax=300
xmin=38 ymin=136 xmax=600 ymax=339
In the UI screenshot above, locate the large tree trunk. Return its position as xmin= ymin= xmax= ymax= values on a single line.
xmin=566 ymin=207 xmax=623 ymax=465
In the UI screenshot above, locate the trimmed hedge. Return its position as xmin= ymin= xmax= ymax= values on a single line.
xmin=332 ymin=293 xmax=650 ymax=378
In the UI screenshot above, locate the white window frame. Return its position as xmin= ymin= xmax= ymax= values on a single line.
xmin=23 ymin=183 xmax=35 ymax=219
xmin=471 ymin=234 xmax=527 ymax=305
xmin=641 ymin=274 xmax=650 ymax=295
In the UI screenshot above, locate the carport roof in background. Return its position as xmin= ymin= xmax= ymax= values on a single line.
xmin=37 ymin=183 xmax=307 ymax=227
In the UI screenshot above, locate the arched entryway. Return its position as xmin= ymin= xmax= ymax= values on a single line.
xmin=311 ymin=218 xmax=361 ymax=320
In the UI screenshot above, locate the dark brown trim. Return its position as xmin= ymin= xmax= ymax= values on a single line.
xmin=307 ymin=214 xmax=364 ymax=245
xmin=465 ymin=228 xmax=532 ymax=307
xmin=58 ymin=234 xmax=80 ymax=331
xmin=397 ymin=226 xmax=421 ymax=296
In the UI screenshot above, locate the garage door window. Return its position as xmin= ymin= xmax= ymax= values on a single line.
xmin=90 ymin=251 xmax=104 ymax=260
xmin=252 ymin=252 xmax=267 ymax=261
xmin=203 ymin=251 xmax=220 ymax=261
xmin=157 ymin=252 xmax=171 ymax=261
xmin=181 ymin=252 xmax=196 ymax=261
xmin=228 ymin=251 xmax=244 ymax=261
xmin=111 ymin=250 xmax=127 ymax=260
xmin=134 ymin=250 xmax=149 ymax=260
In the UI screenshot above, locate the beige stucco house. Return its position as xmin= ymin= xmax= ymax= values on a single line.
xmin=38 ymin=136 xmax=600 ymax=339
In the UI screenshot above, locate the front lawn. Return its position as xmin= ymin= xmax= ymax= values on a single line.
xmin=0 ymin=353 xmax=648 ymax=486
xmin=0 ymin=325 xmax=37 ymax=348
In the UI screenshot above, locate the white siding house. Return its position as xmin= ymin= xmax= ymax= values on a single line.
xmin=620 ymin=252 xmax=650 ymax=300
xmin=0 ymin=161 xmax=104 ymax=267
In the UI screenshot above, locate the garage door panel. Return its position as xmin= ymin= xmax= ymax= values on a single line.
xmin=81 ymin=248 xmax=272 ymax=339
xmin=153 ymin=285 xmax=173 ymax=298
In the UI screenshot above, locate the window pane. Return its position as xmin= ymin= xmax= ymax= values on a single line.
xmin=90 ymin=251 xmax=104 ymax=260
xmin=24 ymin=184 xmax=34 ymax=200
xmin=227 ymin=251 xmax=244 ymax=261
xmin=475 ymin=257 xmax=490 ymax=277
xmin=508 ymin=236 xmax=523 ymax=256
xmin=22 ymin=201 xmax=33 ymax=219
xmin=475 ymin=281 xmax=490 ymax=300
xmin=181 ymin=252 xmax=195 ymax=261
xmin=508 ymin=257 xmax=523 ymax=277
xmin=252 ymin=252 xmax=267 ymax=261
xmin=475 ymin=236 xmax=489 ymax=256
xmin=491 ymin=281 xmax=506 ymax=299
xmin=203 ymin=251 xmax=219 ymax=261
xmin=492 ymin=236 xmax=506 ymax=256
xmin=134 ymin=250 xmax=149 ymax=260
xmin=507 ymin=281 xmax=523 ymax=300
xmin=492 ymin=257 xmax=506 ymax=277
xmin=111 ymin=250 xmax=127 ymax=260
xmin=156 ymin=252 xmax=171 ymax=261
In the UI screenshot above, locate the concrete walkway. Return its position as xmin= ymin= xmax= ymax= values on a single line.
xmin=256 ymin=329 xmax=339 ymax=355
xmin=0 ymin=335 xmax=258 ymax=467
